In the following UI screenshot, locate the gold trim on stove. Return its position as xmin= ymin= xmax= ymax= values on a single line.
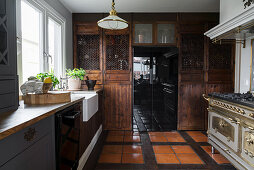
xmin=209 ymin=97 xmax=254 ymax=112
xmin=210 ymin=105 xmax=254 ymax=125
xmin=212 ymin=116 xmax=235 ymax=142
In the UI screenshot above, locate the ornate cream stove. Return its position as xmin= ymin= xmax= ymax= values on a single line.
xmin=204 ymin=93 xmax=254 ymax=170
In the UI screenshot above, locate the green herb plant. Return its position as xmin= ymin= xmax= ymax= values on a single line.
xmin=66 ymin=68 xmax=86 ymax=80
xmin=36 ymin=72 xmax=60 ymax=88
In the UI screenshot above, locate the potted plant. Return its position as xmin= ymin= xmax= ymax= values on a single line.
xmin=66 ymin=68 xmax=86 ymax=90
xmin=36 ymin=72 xmax=60 ymax=92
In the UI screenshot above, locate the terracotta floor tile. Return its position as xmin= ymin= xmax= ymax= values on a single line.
xmin=177 ymin=153 xmax=204 ymax=164
xmin=155 ymin=154 xmax=180 ymax=164
xmin=108 ymin=131 xmax=125 ymax=136
xmin=123 ymin=145 xmax=142 ymax=153
xmin=98 ymin=153 xmax=122 ymax=163
xmin=192 ymin=136 xmax=208 ymax=142
xmin=106 ymin=135 xmax=124 ymax=142
xmin=187 ymin=131 xmax=206 ymax=137
xmin=163 ymin=131 xmax=181 ymax=137
xmin=201 ymin=146 xmax=219 ymax=154
xmin=150 ymin=136 xmax=168 ymax=142
xmin=153 ymin=145 xmax=174 ymax=154
xmin=122 ymin=153 xmax=144 ymax=164
xmin=125 ymin=131 xmax=140 ymax=136
xmin=171 ymin=145 xmax=195 ymax=154
xmin=201 ymin=146 xmax=230 ymax=164
xmin=124 ymin=136 xmax=141 ymax=142
xmin=211 ymin=154 xmax=230 ymax=164
xmin=166 ymin=136 xmax=186 ymax=142
xmin=148 ymin=132 xmax=164 ymax=136
xmin=102 ymin=145 xmax=123 ymax=154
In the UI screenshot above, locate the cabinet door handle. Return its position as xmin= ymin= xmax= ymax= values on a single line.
xmin=24 ymin=128 xmax=36 ymax=142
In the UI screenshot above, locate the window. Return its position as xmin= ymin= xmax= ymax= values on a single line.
xmin=17 ymin=0 xmax=65 ymax=85
xmin=47 ymin=17 xmax=63 ymax=77
xmin=20 ymin=1 xmax=42 ymax=83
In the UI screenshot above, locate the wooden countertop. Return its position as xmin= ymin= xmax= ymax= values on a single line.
xmin=0 ymin=94 xmax=85 ymax=141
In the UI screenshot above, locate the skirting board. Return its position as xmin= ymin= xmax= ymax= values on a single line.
xmin=78 ymin=125 xmax=102 ymax=170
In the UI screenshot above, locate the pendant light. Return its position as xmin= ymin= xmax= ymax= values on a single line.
xmin=97 ymin=0 xmax=128 ymax=30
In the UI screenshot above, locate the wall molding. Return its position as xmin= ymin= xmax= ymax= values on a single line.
xmin=205 ymin=6 xmax=254 ymax=39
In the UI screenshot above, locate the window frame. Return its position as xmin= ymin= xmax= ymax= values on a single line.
xmin=17 ymin=0 xmax=66 ymax=84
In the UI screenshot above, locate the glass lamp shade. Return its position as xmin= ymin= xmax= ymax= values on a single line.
xmin=98 ymin=15 xmax=128 ymax=30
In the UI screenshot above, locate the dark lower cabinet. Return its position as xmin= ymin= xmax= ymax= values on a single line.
xmin=0 ymin=133 xmax=55 ymax=170
xmin=0 ymin=116 xmax=55 ymax=170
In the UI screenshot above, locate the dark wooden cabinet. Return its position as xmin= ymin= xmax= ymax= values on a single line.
xmin=74 ymin=23 xmax=103 ymax=89
xmin=73 ymin=13 xmax=234 ymax=131
xmin=74 ymin=22 xmax=132 ymax=130
xmin=104 ymin=84 xmax=132 ymax=130
xmin=0 ymin=0 xmax=18 ymax=114
xmin=178 ymin=31 xmax=205 ymax=130
xmin=103 ymin=29 xmax=132 ymax=130
xmin=177 ymin=23 xmax=234 ymax=130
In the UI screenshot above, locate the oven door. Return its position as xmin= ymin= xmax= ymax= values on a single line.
xmin=208 ymin=110 xmax=239 ymax=152
xmin=241 ymin=126 xmax=254 ymax=167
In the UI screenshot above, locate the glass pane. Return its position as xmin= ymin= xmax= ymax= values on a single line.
xmin=134 ymin=24 xmax=153 ymax=43
xmin=48 ymin=17 xmax=62 ymax=77
xmin=106 ymin=34 xmax=129 ymax=70
xmin=77 ymin=35 xmax=100 ymax=70
xmin=157 ymin=24 xmax=175 ymax=44
xmin=21 ymin=1 xmax=41 ymax=83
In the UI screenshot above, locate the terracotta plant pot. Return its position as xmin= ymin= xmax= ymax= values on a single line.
xmin=68 ymin=78 xmax=81 ymax=90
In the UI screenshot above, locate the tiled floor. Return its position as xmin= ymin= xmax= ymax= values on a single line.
xmin=95 ymin=131 xmax=236 ymax=169
xmin=133 ymin=105 xmax=177 ymax=132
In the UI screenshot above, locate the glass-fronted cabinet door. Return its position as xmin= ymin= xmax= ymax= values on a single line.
xmin=0 ymin=0 xmax=17 ymax=75
xmin=134 ymin=24 xmax=153 ymax=44
xmin=156 ymin=23 xmax=176 ymax=45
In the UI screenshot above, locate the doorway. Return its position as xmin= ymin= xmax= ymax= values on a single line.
xmin=133 ymin=46 xmax=178 ymax=132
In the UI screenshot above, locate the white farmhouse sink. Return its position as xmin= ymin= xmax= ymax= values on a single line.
xmin=73 ymin=93 xmax=98 ymax=122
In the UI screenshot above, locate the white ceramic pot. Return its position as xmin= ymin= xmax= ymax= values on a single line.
xmin=68 ymin=78 xmax=81 ymax=90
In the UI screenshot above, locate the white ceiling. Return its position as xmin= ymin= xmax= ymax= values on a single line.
xmin=59 ymin=0 xmax=220 ymax=13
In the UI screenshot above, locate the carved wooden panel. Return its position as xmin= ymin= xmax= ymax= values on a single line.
xmin=103 ymin=84 xmax=132 ymax=130
xmin=105 ymin=34 xmax=129 ymax=70
xmin=77 ymin=35 xmax=100 ymax=70
xmin=209 ymin=43 xmax=232 ymax=70
xmin=181 ymin=34 xmax=204 ymax=70
xmin=178 ymin=83 xmax=205 ymax=130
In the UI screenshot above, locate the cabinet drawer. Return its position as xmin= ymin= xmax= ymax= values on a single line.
xmin=76 ymin=24 xmax=99 ymax=34
xmin=0 ymin=79 xmax=15 ymax=94
xmin=0 ymin=116 xmax=54 ymax=166
xmin=0 ymin=133 xmax=55 ymax=170
xmin=105 ymin=74 xmax=130 ymax=81
xmin=208 ymin=111 xmax=239 ymax=152
xmin=241 ymin=126 xmax=254 ymax=167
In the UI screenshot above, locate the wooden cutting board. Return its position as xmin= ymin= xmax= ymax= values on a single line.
xmin=24 ymin=92 xmax=71 ymax=105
